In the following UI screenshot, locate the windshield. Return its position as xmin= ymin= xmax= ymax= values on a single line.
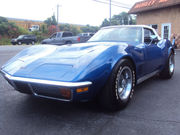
xmin=17 ymin=35 xmax=25 ymax=39
xmin=89 ymin=27 xmax=142 ymax=43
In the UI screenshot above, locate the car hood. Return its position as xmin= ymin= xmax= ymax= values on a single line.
xmin=11 ymin=38 xmax=17 ymax=41
xmin=41 ymin=38 xmax=51 ymax=43
xmin=1 ymin=42 xmax=128 ymax=81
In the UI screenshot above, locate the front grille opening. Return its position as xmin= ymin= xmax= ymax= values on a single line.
xmin=13 ymin=81 xmax=32 ymax=94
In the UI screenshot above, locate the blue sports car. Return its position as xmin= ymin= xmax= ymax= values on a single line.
xmin=1 ymin=25 xmax=175 ymax=110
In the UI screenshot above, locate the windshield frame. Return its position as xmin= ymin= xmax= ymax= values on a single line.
xmin=17 ymin=35 xmax=25 ymax=39
xmin=89 ymin=27 xmax=143 ymax=44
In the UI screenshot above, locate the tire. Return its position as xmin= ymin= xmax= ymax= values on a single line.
xmin=65 ymin=41 xmax=72 ymax=44
xmin=18 ymin=41 xmax=22 ymax=45
xmin=31 ymin=41 xmax=35 ymax=45
xmin=160 ymin=52 xmax=175 ymax=79
xmin=99 ymin=59 xmax=135 ymax=111
xmin=12 ymin=43 xmax=16 ymax=45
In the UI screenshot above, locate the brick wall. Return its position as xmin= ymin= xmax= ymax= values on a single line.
xmin=136 ymin=5 xmax=180 ymax=48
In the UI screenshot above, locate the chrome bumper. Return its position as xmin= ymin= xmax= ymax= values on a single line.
xmin=1 ymin=70 xmax=92 ymax=87
xmin=1 ymin=70 xmax=92 ymax=102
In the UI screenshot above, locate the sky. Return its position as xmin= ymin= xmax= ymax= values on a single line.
xmin=0 ymin=0 xmax=141 ymax=26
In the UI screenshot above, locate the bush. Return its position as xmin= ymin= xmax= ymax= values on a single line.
xmin=0 ymin=16 xmax=29 ymax=38
xmin=31 ymin=31 xmax=48 ymax=43
xmin=48 ymin=25 xmax=57 ymax=35
xmin=0 ymin=37 xmax=11 ymax=45
xmin=40 ymin=24 xmax=48 ymax=34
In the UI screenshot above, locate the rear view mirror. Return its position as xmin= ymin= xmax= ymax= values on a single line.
xmin=150 ymin=35 xmax=159 ymax=43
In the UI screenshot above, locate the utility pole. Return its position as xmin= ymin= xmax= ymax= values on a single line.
xmin=109 ymin=0 xmax=111 ymax=25
xmin=57 ymin=4 xmax=59 ymax=32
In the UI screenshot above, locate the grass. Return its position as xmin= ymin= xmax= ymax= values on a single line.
xmin=0 ymin=38 xmax=11 ymax=45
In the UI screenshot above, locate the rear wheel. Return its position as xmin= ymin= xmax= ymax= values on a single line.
xmin=160 ymin=52 xmax=175 ymax=79
xmin=99 ymin=59 xmax=135 ymax=111
xmin=65 ymin=41 xmax=72 ymax=44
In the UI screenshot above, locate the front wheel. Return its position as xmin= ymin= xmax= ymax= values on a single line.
xmin=31 ymin=41 xmax=35 ymax=45
xmin=18 ymin=41 xmax=22 ymax=45
xmin=160 ymin=52 xmax=175 ymax=79
xmin=99 ymin=59 xmax=135 ymax=111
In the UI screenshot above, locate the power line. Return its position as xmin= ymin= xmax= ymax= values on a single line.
xmin=92 ymin=0 xmax=131 ymax=9
xmin=110 ymin=0 xmax=111 ymax=25
xmin=103 ymin=0 xmax=131 ymax=7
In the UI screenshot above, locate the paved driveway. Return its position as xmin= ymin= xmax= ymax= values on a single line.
xmin=0 ymin=45 xmax=180 ymax=135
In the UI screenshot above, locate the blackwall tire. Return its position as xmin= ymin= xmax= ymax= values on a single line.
xmin=18 ymin=41 xmax=22 ymax=45
xmin=31 ymin=41 xmax=35 ymax=45
xmin=99 ymin=59 xmax=135 ymax=111
xmin=65 ymin=41 xmax=72 ymax=44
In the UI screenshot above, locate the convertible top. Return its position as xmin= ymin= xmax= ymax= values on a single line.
xmin=101 ymin=25 xmax=161 ymax=40
xmin=101 ymin=25 xmax=154 ymax=30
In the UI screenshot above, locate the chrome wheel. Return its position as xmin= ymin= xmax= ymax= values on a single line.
xmin=169 ymin=54 xmax=175 ymax=74
xmin=116 ymin=66 xmax=132 ymax=101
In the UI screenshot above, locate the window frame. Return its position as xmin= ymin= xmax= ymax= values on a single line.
xmin=143 ymin=27 xmax=157 ymax=45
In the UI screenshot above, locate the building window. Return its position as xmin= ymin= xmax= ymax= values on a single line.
xmin=161 ymin=23 xmax=171 ymax=40
xmin=149 ymin=24 xmax=158 ymax=31
xmin=151 ymin=24 xmax=158 ymax=30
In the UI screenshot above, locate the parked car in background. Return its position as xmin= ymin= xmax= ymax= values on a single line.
xmin=11 ymin=35 xmax=37 ymax=45
xmin=1 ymin=25 xmax=175 ymax=111
xmin=78 ymin=32 xmax=94 ymax=42
xmin=41 ymin=31 xmax=81 ymax=45
xmin=29 ymin=25 xmax=39 ymax=32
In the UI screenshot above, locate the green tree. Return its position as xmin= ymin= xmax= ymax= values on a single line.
xmin=0 ymin=16 xmax=30 ymax=45
xmin=59 ymin=24 xmax=71 ymax=31
xmin=0 ymin=16 xmax=29 ymax=37
xmin=81 ymin=25 xmax=99 ymax=33
xmin=101 ymin=12 xmax=136 ymax=27
xmin=101 ymin=19 xmax=110 ymax=27
xmin=40 ymin=24 xmax=48 ymax=34
xmin=59 ymin=24 xmax=82 ymax=35
xmin=71 ymin=25 xmax=82 ymax=35
xmin=44 ymin=15 xmax=57 ymax=26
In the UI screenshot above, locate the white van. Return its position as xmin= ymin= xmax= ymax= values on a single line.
xmin=29 ymin=25 xmax=39 ymax=32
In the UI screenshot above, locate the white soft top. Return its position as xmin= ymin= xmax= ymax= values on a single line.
xmin=101 ymin=25 xmax=161 ymax=40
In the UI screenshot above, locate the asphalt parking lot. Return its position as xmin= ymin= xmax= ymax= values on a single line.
xmin=0 ymin=45 xmax=180 ymax=135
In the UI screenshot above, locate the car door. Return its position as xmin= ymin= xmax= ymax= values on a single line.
xmin=49 ymin=33 xmax=57 ymax=44
xmin=53 ymin=32 xmax=64 ymax=45
xmin=61 ymin=32 xmax=73 ymax=44
xmin=26 ymin=35 xmax=31 ymax=43
xmin=144 ymin=28 xmax=163 ymax=74
xmin=22 ymin=35 xmax=28 ymax=44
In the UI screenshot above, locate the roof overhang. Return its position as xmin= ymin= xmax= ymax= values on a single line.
xmin=129 ymin=0 xmax=180 ymax=14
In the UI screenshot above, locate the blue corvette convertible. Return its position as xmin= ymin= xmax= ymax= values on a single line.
xmin=1 ymin=25 xmax=175 ymax=110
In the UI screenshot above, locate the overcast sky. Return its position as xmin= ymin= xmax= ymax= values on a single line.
xmin=0 ymin=0 xmax=141 ymax=26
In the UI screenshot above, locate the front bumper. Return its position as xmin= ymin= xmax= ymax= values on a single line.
xmin=11 ymin=41 xmax=17 ymax=44
xmin=1 ymin=70 xmax=92 ymax=102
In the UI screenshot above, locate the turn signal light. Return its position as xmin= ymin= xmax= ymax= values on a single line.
xmin=76 ymin=87 xmax=88 ymax=93
xmin=60 ymin=88 xmax=71 ymax=99
xmin=77 ymin=37 xmax=81 ymax=42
